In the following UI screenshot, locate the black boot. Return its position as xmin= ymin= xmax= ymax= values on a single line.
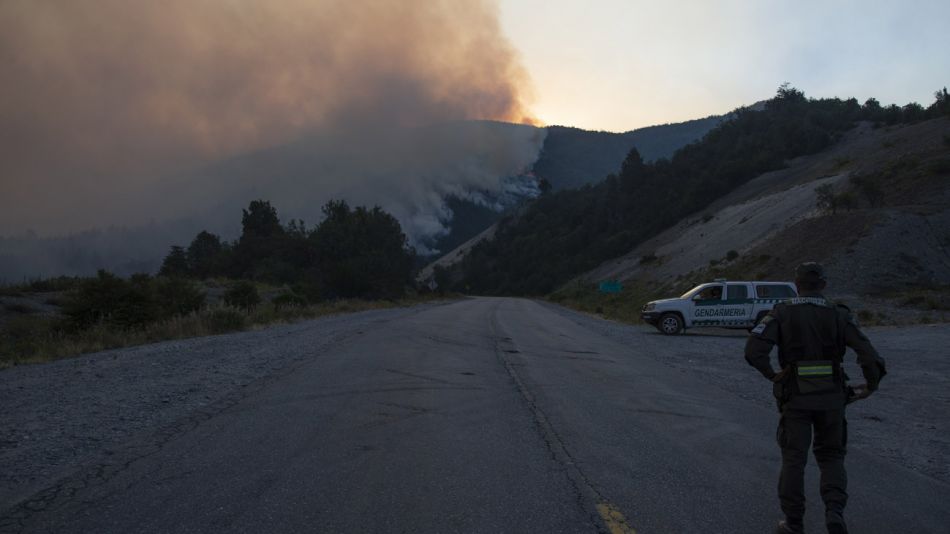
xmin=776 ymin=519 xmax=804 ymax=534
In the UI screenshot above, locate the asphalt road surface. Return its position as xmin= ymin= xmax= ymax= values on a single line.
xmin=2 ymin=297 xmax=948 ymax=533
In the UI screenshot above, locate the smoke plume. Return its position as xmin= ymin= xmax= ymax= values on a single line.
xmin=0 ymin=0 xmax=540 ymax=255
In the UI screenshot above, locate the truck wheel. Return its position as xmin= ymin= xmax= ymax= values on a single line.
xmin=659 ymin=313 xmax=684 ymax=335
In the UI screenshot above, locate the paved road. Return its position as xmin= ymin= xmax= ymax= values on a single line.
xmin=2 ymin=298 xmax=948 ymax=533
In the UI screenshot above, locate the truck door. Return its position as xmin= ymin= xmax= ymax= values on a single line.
xmin=726 ymin=283 xmax=754 ymax=326
xmin=689 ymin=283 xmax=725 ymax=327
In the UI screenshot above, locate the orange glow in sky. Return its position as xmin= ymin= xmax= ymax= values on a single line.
xmin=500 ymin=0 xmax=950 ymax=132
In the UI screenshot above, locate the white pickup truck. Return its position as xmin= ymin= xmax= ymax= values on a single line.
xmin=641 ymin=280 xmax=798 ymax=335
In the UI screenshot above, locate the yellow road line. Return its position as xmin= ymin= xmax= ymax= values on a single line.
xmin=596 ymin=502 xmax=636 ymax=534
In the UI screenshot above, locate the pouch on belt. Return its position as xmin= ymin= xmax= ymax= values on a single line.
xmin=795 ymin=360 xmax=837 ymax=395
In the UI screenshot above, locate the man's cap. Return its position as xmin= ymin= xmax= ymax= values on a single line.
xmin=795 ymin=261 xmax=826 ymax=281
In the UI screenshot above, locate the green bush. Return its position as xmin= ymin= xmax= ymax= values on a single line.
xmin=61 ymin=272 xmax=208 ymax=332
xmin=63 ymin=271 xmax=160 ymax=330
xmin=154 ymin=277 xmax=206 ymax=316
xmin=223 ymin=281 xmax=261 ymax=310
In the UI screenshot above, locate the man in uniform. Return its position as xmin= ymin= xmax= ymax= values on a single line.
xmin=745 ymin=262 xmax=887 ymax=534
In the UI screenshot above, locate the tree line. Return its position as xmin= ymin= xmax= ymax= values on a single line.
xmin=160 ymin=199 xmax=415 ymax=300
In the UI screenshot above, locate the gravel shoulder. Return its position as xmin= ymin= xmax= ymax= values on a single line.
xmin=540 ymin=300 xmax=950 ymax=484
xmin=0 ymin=303 xmax=441 ymax=509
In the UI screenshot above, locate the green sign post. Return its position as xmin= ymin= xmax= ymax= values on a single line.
xmin=598 ymin=280 xmax=623 ymax=294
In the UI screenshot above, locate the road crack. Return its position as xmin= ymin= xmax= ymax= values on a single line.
xmin=488 ymin=301 xmax=636 ymax=534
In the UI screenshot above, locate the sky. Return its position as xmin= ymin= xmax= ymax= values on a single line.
xmin=1 ymin=0 xmax=949 ymax=245
xmin=500 ymin=0 xmax=950 ymax=132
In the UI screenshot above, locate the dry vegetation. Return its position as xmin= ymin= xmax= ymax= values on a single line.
xmin=0 ymin=292 xmax=454 ymax=369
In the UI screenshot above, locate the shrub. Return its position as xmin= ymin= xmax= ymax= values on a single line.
xmin=832 ymin=157 xmax=851 ymax=170
xmin=849 ymin=173 xmax=884 ymax=207
xmin=639 ymin=253 xmax=658 ymax=265
xmin=272 ymin=291 xmax=308 ymax=309
xmin=836 ymin=191 xmax=857 ymax=212
xmin=701 ymin=214 xmax=714 ymax=223
xmin=223 ymin=281 xmax=261 ymax=310
xmin=726 ymin=250 xmax=739 ymax=261
xmin=154 ymin=277 xmax=206 ymax=316
xmin=63 ymin=271 xmax=160 ymax=331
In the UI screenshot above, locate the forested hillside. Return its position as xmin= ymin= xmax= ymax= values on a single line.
xmin=533 ymin=115 xmax=724 ymax=191
xmin=448 ymin=86 xmax=950 ymax=295
xmin=423 ymin=115 xmax=723 ymax=256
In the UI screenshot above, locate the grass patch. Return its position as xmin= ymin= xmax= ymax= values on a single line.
xmin=893 ymin=287 xmax=950 ymax=311
xmin=639 ymin=253 xmax=658 ymax=265
xmin=832 ymin=156 xmax=852 ymax=170
xmin=856 ymin=309 xmax=889 ymax=326
xmin=548 ymin=279 xmax=672 ymax=325
xmin=0 ymin=295 xmax=451 ymax=369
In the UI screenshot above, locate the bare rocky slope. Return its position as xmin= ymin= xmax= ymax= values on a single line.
xmin=575 ymin=117 xmax=950 ymax=319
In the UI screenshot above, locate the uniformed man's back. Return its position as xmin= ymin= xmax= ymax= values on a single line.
xmin=744 ymin=262 xmax=887 ymax=534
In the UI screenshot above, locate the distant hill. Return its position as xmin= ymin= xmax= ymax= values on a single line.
xmin=533 ymin=115 xmax=724 ymax=191
xmin=423 ymin=114 xmax=725 ymax=255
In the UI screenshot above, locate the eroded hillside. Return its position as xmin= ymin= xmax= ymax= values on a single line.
xmin=573 ymin=117 xmax=950 ymax=323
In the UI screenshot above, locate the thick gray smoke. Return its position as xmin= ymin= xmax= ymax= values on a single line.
xmin=0 ymin=0 xmax=541 ymax=274
xmin=157 ymin=120 xmax=545 ymax=254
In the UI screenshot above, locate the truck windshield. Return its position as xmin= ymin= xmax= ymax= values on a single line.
xmin=680 ymin=285 xmax=703 ymax=299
